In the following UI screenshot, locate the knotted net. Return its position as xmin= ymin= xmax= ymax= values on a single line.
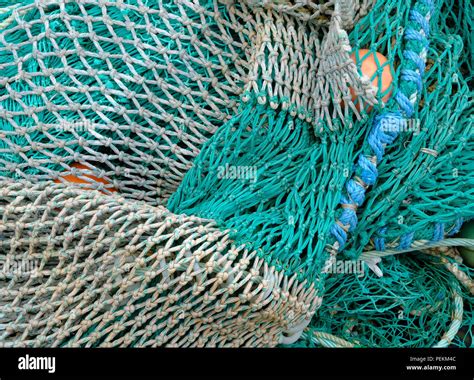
xmin=0 ymin=0 xmax=472 ymax=347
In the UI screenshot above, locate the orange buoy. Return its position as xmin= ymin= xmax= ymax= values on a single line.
xmin=350 ymin=49 xmax=393 ymax=110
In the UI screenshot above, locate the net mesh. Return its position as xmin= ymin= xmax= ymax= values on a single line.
xmin=285 ymin=0 xmax=474 ymax=348
xmin=343 ymin=33 xmax=473 ymax=258
xmin=288 ymin=249 xmax=473 ymax=348
xmin=0 ymin=181 xmax=319 ymax=347
xmin=0 ymin=0 xmax=472 ymax=347
xmin=0 ymin=0 xmax=253 ymax=204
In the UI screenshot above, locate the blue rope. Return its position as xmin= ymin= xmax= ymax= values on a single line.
xmin=433 ymin=223 xmax=445 ymax=242
xmin=329 ymin=0 xmax=435 ymax=251
xmin=448 ymin=218 xmax=464 ymax=236
xmin=401 ymin=69 xmax=423 ymax=92
xmin=398 ymin=232 xmax=415 ymax=249
xmin=374 ymin=227 xmax=387 ymax=251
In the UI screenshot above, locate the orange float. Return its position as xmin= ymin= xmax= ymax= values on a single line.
xmin=350 ymin=49 xmax=393 ymax=110
xmin=54 ymin=163 xmax=117 ymax=193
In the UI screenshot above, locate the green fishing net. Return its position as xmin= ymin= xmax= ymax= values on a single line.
xmin=0 ymin=0 xmax=253 ymax=203
xmin=344 ymin=34 xmax=473 ymax=258
xmin=287 ymin=0 xmax=474 ymax=346
xmin=287 ymin=0 xmax=474 ymax=347
xmin=289 ymin=250 xmax=473 ymax=348
xmin=0 ymin=0 xmax=472 ymax=347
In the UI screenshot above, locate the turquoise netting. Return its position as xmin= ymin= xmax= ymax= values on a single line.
xmin=0 ymin=0 xmax=472 ymax=347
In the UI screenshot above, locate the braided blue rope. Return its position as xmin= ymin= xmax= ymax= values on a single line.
xmin=448 ymin=217 xmax=464 ymax=236
xmin=399 ymin=232 xmax=415 ymax=249
xmin=330 ymin=0 xmax=435 ymax=253
xmin=374 ymin=226 xmax=387 ymax=251
xmin=370 ymin=217 xmax=466 ymax=252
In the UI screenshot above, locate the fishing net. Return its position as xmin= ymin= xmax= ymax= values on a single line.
xmin=283 ymin=0 xmax=474 ymax=347
xmin=0 ymin=0 xmax=473 ymax=347
xmin=288 ymin=248 xmax=474 ymax=348
xmin=342 ymin=33 xmax=473 ymax=258
xmin=0 ymin=0 xmax=254 ymax=204
xmin=0 ymin=181 xmax=319 ymax=347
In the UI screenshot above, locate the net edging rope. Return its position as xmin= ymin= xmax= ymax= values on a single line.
xmin=329 ymin=0 xmax=437 ymax=256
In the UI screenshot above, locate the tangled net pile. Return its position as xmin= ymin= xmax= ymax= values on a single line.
xmin=0 ymin=0 xmax=472 ymax=347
